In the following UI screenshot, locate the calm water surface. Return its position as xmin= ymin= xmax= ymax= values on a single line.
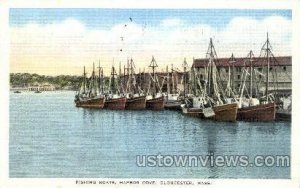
xmin=9 ymin=91 xmax=290 ymax=178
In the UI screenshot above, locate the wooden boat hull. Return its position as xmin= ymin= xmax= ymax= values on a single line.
xmin=125 ymin=96 xmax=146 ymax=110
xmin=75 ymin=97 xmax=105 ymax=108
xmin=237 ymin=102 xmax=276 ymax=122
xmin=213 ymin=103 xmax=238 ymax=122
xmin=146 ymin=96 xmax=164 ymax=110
xmin=104 ymin=97 xmax=126 ymax=110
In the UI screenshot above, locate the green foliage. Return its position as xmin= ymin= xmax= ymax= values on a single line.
xmin=10 ymin=73 xmax=82 ymax=90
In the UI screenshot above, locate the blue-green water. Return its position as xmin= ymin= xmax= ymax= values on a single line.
xmin=9 ymin=91 xmax=290 ymax=178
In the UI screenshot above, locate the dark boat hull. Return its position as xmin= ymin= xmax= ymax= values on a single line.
xmin=237 ymin=102 xmax=276 ymax=122
xmin=104 ymin=97 xmax=126 ymax=110
xmin=213 ymin=103 xmax=238 ymax=122
xmin=275 ymin=110 xmax=291 ymax=121
xmin=146 ymin=96 xmax=164 ymax=110
xmin=125 ymin=96 xmax=146 ymax=110
xmin=165 ymin=101 xmax=182 ymax=111
xmin=75 ymin=97 xmax=105 ymax=108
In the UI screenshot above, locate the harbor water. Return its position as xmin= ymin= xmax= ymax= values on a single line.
xmin=9 ymin=91 xmax=290 ymax=178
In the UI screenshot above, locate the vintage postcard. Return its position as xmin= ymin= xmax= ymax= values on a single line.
xmin=0 ymin=0 xmax=299 ymax=187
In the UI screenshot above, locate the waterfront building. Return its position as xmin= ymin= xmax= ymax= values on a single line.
xmin=192 ymin=56 xmax=292 ymax=96
xmin=28 ymin=84 xmax=56 ymax=91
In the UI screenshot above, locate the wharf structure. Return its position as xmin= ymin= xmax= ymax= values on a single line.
xmin=192 ymin=56 xmax=292 ymax=97
xmin=118 ymin=56 xmax=291 ymax=97
xmin=11 ymin=84 xmax=56 ymax=91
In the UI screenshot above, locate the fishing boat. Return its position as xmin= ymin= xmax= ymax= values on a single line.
xmin=164 ymin=64 xmax=182 ymax=110
xmin=126 ymin=95 xmax=147 ymax=110
xmin=164 ymin=94 xmax=181 ymax=110
xmin=124 ymin=58 xmax=146 ymax=110
xmin=76 ymin=96 xmax=105 ymax=108
xmin=75 ymin=64 xmax=105 ymax=108
xmin=236 ymin=34 xmax=276 ymax=122
xmin=181 ymin=97 xmax=207 ymax=117
xmin=104 ymin=96 xmax=126 ymax=110
xmin=237 ymin=102 xmax=275 ymax=121
xmin=213 ymin=103 xmax=238 ymax=122
xmin=145 ymin=56 xmax=165 ymax=110
xmin=104 ymin=65 xmax=126 ymax=110
xmin=275 ymin=96 xmax=291 ymax=121
xmin=146 ymin=95 xmax=164 ymax=110
xmin=276 ymin=109 xmax=291 ymax=121
xmin=205 ymin=38 xmax=238 ymax=122
xmin=180 ymin=58 xmax=204 ymax=117
xmin=14 ymin=91 xmax=21 ymax=93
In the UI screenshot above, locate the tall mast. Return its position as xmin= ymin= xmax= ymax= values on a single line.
xmin=83 ymin=66 xmax=86 ymax=94
xmin=111 ymin=66 xmax=117 ymax=94
xmin=193 ymin=60 xmax=196 ymax=95
xmin=130 ymin=58 xmax=134 ymax=94
xmin=101 ymin=65 xmax=104 ymax=94
xmin=249 ymin=50 xmax=254 ymax=98
xmin=166 ymin=65 xmax=170 ymax=95
xmin=125 ymin=58 xmax=130 ymax=93
xmin=266 ymin=32 xmax=270 ymax=102
xmin=92 ymin=62 xmax=96 ymax=96
xmin=149 ymin=56 xmax=158 ymax=96
xmin=139 ymin=68 xmax=141 ymax=94
xmin=98 ymin=60 xmax=102 ymax=94
xmin=230 ymin=53 xmax=236 ymax=92
xmin=119 ymin=61 xmax=122 ymax=93
xmin=171 ymin=64 xmax=175 ymax=94
xmin=207 ymin=38 xmax=214 ymax=96
xmin=183 ymin=58 xmax=188 ymax=99
xmin=228 ymin=53 xmax=236 ymax=95
xmin=123 ymin=64 xmax=126 ymax=92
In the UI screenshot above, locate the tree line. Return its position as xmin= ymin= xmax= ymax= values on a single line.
xmin=10 ymin=73 xmax=82 ymax=90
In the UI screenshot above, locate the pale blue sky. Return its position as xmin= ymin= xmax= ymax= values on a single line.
xmin=10 ymin=8 xmax=291 ymax=30
xmin=10 ymin=8 xmax=292 ymax=75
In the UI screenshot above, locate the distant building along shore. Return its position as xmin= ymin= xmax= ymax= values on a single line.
xmin=11 ymin=83 xmax=56 ymax=92
xmin=193 ymin=56 xmax=291 ymax=96
xmin=10 ymin=56 xmax=292 ymax=96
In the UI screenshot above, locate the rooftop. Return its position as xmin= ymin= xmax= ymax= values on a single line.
xmin=193 ymin=56 xmax=291 ymax=68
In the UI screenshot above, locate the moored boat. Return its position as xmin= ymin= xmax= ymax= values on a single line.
xmin=126 ymin=95 xmax=146 ymax=110
xmin=201 ymin=38 xmax=238 ymax=122
xmin=146 ymin=56 xmax=165 ymax=110
xmin=181 ymin=104 xmax=204 ymax=117
xmin=103 ymin=65 xmax=127 ymax=110
xmin=75 ymin=96 xmax=105 ymax=108
xmin=164 ymin=100 xmax=182 ymax=110
xmin=123 ymin=58 xmax=147 ymax=110
xmin=213 ymin=103 xmax=238 ymax=122
xmin=275 ymin=109 xmax=291 ymax=121
xmin=146 ymin=95 xmax=164 ymax=110
xmin=181 ymin=96 xmax=208 ymax=118
xmin=237 ymin=102 xmax=275 ymax=122
xmin=164 ymin=65 xmax=182 ymax=111
xmin=165 ymin=94 xmax=182 ymax=110
xmin=75 ymin=63 xmax=105 ymax=109
xmin=275 ymin=96 xmax=291 ymax=121
xmin=236 ymin=34 xmax=278 ymax=122
xmin=104 ymin=96 xmax=126 ymax=110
